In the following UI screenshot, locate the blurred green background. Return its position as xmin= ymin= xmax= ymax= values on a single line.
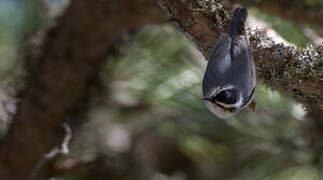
xmin=0 ymin=0 xmax=322 ymax=179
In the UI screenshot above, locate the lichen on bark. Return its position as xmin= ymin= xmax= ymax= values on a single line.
xmin=157 ymin=0 xmax=323 ymax=110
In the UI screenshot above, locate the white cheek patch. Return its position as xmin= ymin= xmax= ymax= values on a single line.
xmin=204 ymin=100 xmax=237 ymax=119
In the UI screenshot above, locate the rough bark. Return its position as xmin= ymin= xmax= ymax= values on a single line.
xmin=0 ymin=0 xmax=162 ymax=179
xmin=156 ymin=0 xmax=323 ymax=110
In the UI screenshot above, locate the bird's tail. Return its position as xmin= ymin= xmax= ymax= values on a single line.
xmin=229 ymin=7 xmax=248 ymax=39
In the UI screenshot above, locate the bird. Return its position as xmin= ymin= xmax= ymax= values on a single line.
xmin=202 ymin=7 xmax=256 ymax=119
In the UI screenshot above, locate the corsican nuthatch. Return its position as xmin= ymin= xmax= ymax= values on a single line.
xmin=202 ymin=7 xmax=256 ymax=119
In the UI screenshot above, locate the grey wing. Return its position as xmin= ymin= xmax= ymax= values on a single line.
xmin=202 ymin=34 xmax=232 ymax=96
xmin=227 ymin=36 xmax=255 ymax=99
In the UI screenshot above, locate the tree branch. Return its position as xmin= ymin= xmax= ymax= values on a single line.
xmin=0 ymin=0 xmax=162 ymax=179
xmin=156 ymin=0 xmax=323 ymax=110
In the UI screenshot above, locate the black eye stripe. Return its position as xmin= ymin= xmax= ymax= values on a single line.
xmin=215 ymin=88 xmax=238 ymax=104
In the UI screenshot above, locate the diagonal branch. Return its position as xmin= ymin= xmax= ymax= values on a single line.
xmin=156 ymin=0 xmax=323 ymax=110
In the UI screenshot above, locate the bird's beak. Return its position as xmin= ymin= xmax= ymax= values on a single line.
xmin=203 ymin=97 xmax=212 ymax=101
